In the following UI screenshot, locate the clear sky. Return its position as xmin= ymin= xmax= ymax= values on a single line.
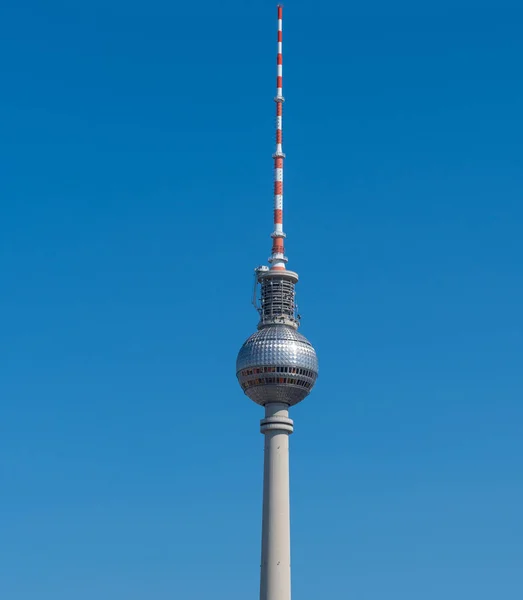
xmin=1 ymin=1 xmax=522 ymax=599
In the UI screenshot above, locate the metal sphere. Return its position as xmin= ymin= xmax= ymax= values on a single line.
xmin=236 ymin=325 xmax=318 ymax=406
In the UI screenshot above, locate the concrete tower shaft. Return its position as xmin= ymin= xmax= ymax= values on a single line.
xmin=260 ymin=403 xmax=294 ymax=600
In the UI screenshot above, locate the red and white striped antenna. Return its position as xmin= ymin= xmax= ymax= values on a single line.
xmin=268 ymin=4 xmax=287 ymax=271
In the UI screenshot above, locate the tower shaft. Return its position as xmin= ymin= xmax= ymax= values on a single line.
xmin=260 ymin=402 xmax=294 ymax=600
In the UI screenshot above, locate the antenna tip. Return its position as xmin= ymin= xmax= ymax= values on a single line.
xmin=277 ymin=5 xmax=283 ymax=18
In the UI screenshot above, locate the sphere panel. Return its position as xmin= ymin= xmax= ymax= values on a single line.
xmin=236 ymin=325 xmax=318 ymax=406
xmin=236 ymin=326 xmax=318 ymax=372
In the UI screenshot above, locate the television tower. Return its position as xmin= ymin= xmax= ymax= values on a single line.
xmin=236 ymin=6 xmax=319 ymax=600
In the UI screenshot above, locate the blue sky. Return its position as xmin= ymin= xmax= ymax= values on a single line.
xmin=1 ymin=1 xmax=522 ymax=598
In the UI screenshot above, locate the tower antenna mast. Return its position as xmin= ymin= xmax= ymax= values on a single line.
xmin=270 ymin=4 xmax=287 ymax=271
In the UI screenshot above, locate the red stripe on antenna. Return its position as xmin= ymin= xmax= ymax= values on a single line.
xmin=272 ymin=239 xmax=285 ymax=252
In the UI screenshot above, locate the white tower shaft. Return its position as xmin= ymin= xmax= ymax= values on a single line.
xmin=259 ymin=402 xmax=294 ymax=600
